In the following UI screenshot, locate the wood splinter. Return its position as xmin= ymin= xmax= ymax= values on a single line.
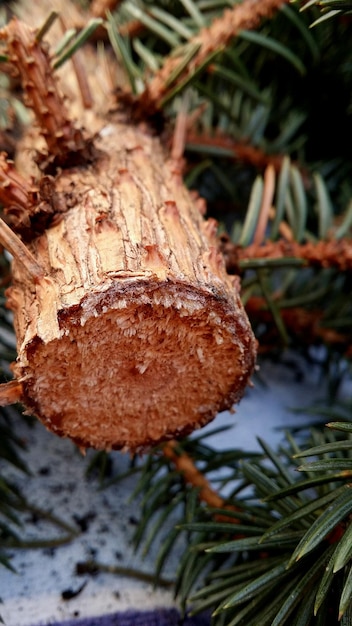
xmin=0 ymin=218 xmax=45 ymax=282
xmin=0 ymin=16 xmax=257 ymax=452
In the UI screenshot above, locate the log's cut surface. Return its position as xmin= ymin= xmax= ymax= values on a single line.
xmin=7 ymin=114 xmax=256 ymax=451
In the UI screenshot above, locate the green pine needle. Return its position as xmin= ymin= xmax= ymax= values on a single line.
xmin=53 ymin=19 xmax=103 ymax=69
xmin=288 ymin=486 xmax=352 ymax=565
xmin=238 ymin=30 xmax=306 ymax=76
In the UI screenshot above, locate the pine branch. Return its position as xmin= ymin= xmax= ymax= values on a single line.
xmin=245 ymin=296 xmax=351 ymax=355
xmin=123 ymin=423 xmax=352 ymax=624
xmin=137 ymin=0 xmax=291 ymax=111
xmin=0 ymin=3 xmax=351 ymax=623
xmin=296 ymin=0 xmax=352 ymax=27
xmin=186 ymin=130 xmax=289 ymax=174
xmin=222 ymin=237 xmax=352 ymax=273
xmin=0 ymin=19 xmax=90 ymax=169
xmin=163 ymin=440 xmax=227 ymax=509
xmin=162 ymin=440 xmax=245 ymax=524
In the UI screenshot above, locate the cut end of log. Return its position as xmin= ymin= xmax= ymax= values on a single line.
xmin=16 ymin=281 xmax=256 ymax=451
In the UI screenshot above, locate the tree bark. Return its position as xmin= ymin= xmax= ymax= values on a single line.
xmin=0 ymin=15 xmax=256 ymax=452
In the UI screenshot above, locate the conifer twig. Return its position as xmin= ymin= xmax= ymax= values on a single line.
xmin=245 ymin=297 xmax=351 ymax=354
xmin=221 ymin=237 xmax=352 ymax=274
xmin=163 ymin=440 xmax=226 ymax=509
xmin=0 ymin=18 xmax=88 ymax=164
xmin=162 ymin=440 xmax=242 ymax=525
xmin=139 ymin=0 xmax=290 ymax=111
xmin=186 ymin=132 xmax=288 ymax=174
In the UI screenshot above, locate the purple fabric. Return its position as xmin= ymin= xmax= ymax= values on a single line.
xmin=37 ymin=608 xmax=210 ymax=626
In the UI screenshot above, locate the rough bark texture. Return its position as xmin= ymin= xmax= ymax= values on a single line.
xmin=7 ymin=114 xmax=256 ymax=451
xmin=0 ymin=11 xmax=256 ymax=452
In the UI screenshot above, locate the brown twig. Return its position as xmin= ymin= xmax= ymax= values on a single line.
xmin=186 ymin=131 xmax=287 ymax=174
xmin=246 ymin=296 xmax=351 ymax=354
xmin=220 ymin=237 xmax=352 ymax=274
xmin=0 ymin=18 xmax=89 ymax=165
xmin=220 ymin=236 xmax=352 ymax=355
xmin=185 ymin=132 xmax=311 ymax=194
xmin=139 ymin=0 xmax=290 ymax=111
xmin=163 ymin=440 xmax=226 ymax=509
xmin=162 ymin=440 xmax=242 ymax=525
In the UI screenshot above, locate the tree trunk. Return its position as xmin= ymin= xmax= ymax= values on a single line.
xmin=0 ymin=15 xmax=256 ymax=451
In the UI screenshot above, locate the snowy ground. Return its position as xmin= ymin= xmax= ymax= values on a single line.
xmin=0 ymin=352 xmax=342 ymax=626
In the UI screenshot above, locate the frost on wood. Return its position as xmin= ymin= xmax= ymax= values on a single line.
xmin=0 ymin=18 xmax=256 ymax=451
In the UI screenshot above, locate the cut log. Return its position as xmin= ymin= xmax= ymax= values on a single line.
xmin=6 ymin=114 xmax=256 ymax=451
xmin=0 ymin=15 xmax=256 ymax=452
